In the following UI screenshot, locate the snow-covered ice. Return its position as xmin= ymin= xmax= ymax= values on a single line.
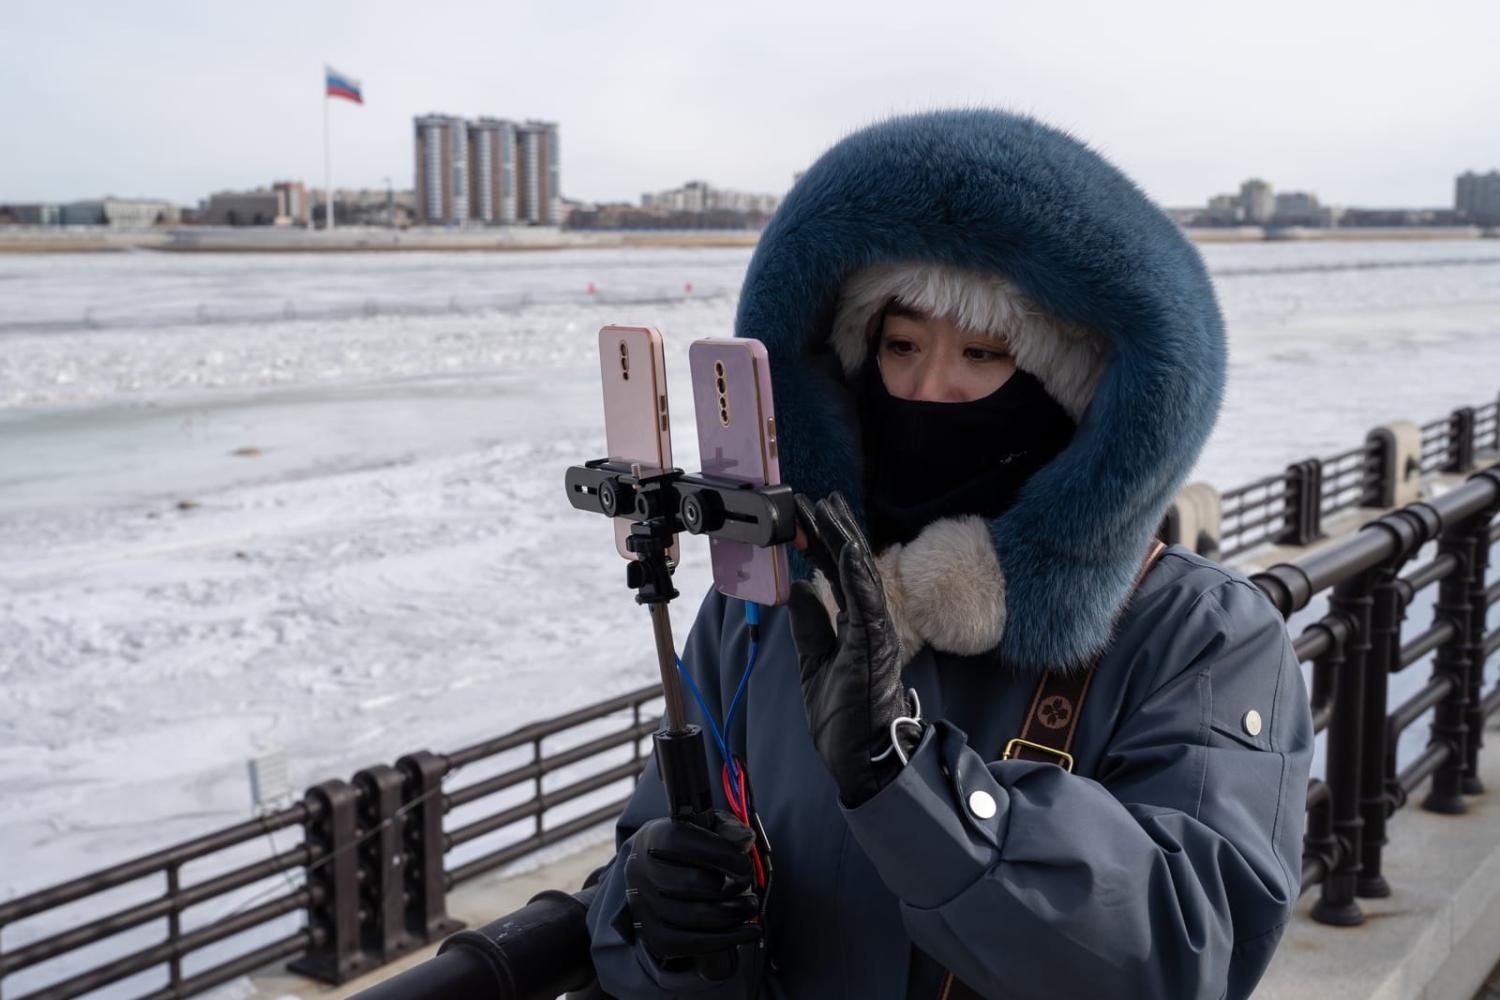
xmin=1 ymin=242 xmax=1499 ymax=995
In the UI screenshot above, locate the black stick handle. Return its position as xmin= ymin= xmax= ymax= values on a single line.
xmin=653 ymin=728 xmax=738 ymax=982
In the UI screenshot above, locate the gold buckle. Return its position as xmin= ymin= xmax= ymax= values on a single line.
xmin=1002 ymin=738 xmax=1075 ymax=773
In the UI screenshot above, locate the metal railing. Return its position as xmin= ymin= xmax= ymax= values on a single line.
xmin=1217 ymin=394 xmax=1500 ymax=558
xmin=1257 ymin=469 xmax=1500 ymax=921
xmin=4 ymin=393 xmax=1500 ymax=999
xmin=0 ymin=688 xmax=662 ymax=1000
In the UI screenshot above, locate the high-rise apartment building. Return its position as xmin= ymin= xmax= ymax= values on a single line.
xmin=1239 ymin=179 xmax=1275 ymax=224
xmin=1456 ymin=170 xmax=1500 ymax=225
xmin=414 ymin=114 xmax=471 ymax=225
xmin=414 ymin=114 xmax=560 ymax=226
xmin=468 ymin=119 xmax=517 ymax=224
xmin=515 ymin=120 xmax=561 ymax=225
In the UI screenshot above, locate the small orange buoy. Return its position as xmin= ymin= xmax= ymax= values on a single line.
xmin=684 ymin=282 xmax=694 ymax=294
xmin=586 ymin=282 xmax=596 ymax=295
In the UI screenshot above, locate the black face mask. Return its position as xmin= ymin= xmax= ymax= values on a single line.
xmin=859 ymin=359 xmax=1076 ymax=549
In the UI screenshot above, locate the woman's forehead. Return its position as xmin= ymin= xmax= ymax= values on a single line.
xmin=882 ymin=306 xmax=1007 ymax=343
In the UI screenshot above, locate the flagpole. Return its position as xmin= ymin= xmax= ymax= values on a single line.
xmin=323 ymin=89 xmax=334 ymax=232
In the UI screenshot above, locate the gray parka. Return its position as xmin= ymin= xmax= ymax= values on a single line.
xmin=584 ymin=110 xmax=1314 ymax=1000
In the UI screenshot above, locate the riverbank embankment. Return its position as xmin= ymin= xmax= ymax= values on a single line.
xmin=1 ymin=224 xmax=1497 ymax=254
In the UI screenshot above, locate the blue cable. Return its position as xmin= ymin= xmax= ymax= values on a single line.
xmin=674 ymin=652 xmax=732 ymax=768
xmin=723 ymin=641 xmax=759 ymax=754
xmin=667 ymin=601 xmax=764 ymax=806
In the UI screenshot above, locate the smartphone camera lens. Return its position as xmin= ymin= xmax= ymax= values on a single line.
xmin=715 ymin=377 xmax=726 ymax=392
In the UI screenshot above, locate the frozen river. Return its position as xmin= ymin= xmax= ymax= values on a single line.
xmin=2 ymin=242 xmax=1500 ymax=968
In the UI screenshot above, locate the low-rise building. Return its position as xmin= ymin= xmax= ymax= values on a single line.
xmin=202 ymin=185 xmax=315 ymax=226
xmin=201 ymin=190 xmax=283 ymax=226
xmin=57 ymin=198 xmax=177 ymax=227
xmin=0 ymin=203 xmax=63 ymax=225
xmin=273 ymin=181 xmax=309 ymax=226
xmin=641 ymin=180 xmax=781 ymax=217
xmin=1205 ymin=194 xmax=1243 ymax=224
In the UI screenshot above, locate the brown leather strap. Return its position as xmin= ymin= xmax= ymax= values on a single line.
xmin=1002 ymin=540 xmax=1166 ymax=771
xmin=940 ymin=540 xmax=1166 ymax=999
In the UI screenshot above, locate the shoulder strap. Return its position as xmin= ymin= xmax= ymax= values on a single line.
xmin=1001 ymin=540 xmax=1167 ymax=772
xmin=941 ymin=540 xmax=1168 ymax=999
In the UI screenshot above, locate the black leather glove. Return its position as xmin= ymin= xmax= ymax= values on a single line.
xmin=788 ymin=492 xmax=920 ymax=807
xmin=622 ymin=810 xmax=762 ymax=966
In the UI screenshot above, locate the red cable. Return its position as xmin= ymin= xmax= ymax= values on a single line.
xmin=722 ymin=761 xmax=766 ymax=887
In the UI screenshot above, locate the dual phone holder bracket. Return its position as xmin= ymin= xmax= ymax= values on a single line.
xmin=564 ymin=459 xmax=795 ymax=980
xmin=565 ymin=458 xmax=797 ymax=604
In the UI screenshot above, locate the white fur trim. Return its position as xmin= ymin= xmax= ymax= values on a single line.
xmin=809 ymin=515 xmax=1007 ymax=658
xmin=829 ymin=261 xmax=1108 ymax=422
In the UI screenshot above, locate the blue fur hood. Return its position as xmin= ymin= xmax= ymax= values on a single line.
xmin=734 ymin=109 xmax=1226 ymax=672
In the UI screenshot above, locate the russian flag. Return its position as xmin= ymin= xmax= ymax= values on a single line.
xmin=326 ymin=67 xmax=363 ymax=105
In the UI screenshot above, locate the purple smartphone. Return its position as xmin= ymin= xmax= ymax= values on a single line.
xmin=689 ymin=338 xmax=790 ymax=606
xmin=599 ymin=325 xmax=678 ymax=563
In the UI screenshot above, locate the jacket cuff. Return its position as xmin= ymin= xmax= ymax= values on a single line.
xmin=841 ymin=721 xmax=1012 ymax=909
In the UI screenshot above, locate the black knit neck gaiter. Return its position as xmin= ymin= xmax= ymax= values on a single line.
xmin=859 ymin=360 xmax=1077 ymax=550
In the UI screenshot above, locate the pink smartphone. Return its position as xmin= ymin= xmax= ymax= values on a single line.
xmin=599 ymin=325 xmax=677 ymax=562
xmin=689 ymin=338 xmax=790 ymax=606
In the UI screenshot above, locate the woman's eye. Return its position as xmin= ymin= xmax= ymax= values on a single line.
xmin=883 ymin=339 xmax=917 ymax=356
xmin=964 ymin=346 xmax=1010 ymax=362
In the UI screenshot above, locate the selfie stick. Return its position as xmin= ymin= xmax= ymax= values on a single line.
xmin=565 ymin=460 xmax=794 ymax=980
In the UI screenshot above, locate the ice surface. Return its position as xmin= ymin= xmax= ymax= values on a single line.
xmin=1 ymin=243 xmax=1499 ymax=995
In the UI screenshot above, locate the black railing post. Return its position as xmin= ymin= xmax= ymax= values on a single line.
xmin=395 ymin=750 xmax=462 ymax=943
xmin=631 ymin=703 xmax=644 ymax=768
xmin=1278 ymin=459 xmax=1325 ymax=547
xmin=1312 ymin=570 xmax=1373 ymax=925
xmin=1445 ymin=407 xmax=1477 ymax=474
xmin=1422 ymin=518 xmax=1477 ymax=815
xmin=1362 ymin=430 xmax=1390 ymax=509
xmin=534 ymin=737 xmax=546 ymax=839
xmin=1355 ymin=508 xmax=1430 ymax=899
xmin=289 ymin=779 xmax=365 ymax=983
xmin=354 ymin=764 xmax=410 ymax=962
xmin=1461 ymin=476 xmax=1500 ymax=794
xmin=166 ymin=863 xmax=183 ymax=992
xmin=1302 ymin=622 xmax=1344 ymax=892
xmin=1360 ymin=559 xmax=1410 ymax=897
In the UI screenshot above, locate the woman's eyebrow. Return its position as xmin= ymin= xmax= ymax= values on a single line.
xmin=882 ymin=301 xmax=927 ymax=321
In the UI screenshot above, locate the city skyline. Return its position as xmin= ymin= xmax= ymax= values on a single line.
xmin=3 ymin=0 xmax=1498 ymax=209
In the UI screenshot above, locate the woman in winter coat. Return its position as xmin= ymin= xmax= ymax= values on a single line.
xmin=584 ymin=109 xmax=1314 ymax=1000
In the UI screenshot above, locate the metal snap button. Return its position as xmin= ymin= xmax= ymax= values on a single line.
xmin=968 ymin=790 xmax=997 ymax=819
xmin=1242 ymin=710 xmax=1263 ymax=737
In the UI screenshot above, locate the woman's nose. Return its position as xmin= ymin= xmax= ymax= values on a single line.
xmin=911 ymin=359 xmax=966 ymax=402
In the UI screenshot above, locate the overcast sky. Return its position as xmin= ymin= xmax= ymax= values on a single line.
xmin=3 ymin=0 xmax=1497 ymax=209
